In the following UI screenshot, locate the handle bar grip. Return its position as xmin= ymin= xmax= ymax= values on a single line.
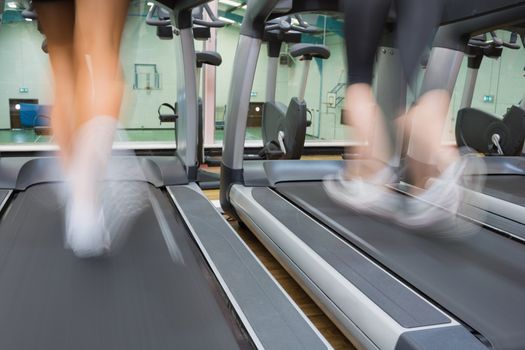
xmin=193 ymin=18 xmax=226 ymax=28
xmin=146 ymin=5 xmax=171 ymax=27
xmin=502 ymin=42 xmax=521 ymax=50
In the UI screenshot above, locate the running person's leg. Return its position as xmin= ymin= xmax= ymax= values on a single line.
xmin=394 ymin=0 xmax=455 ymax=187
xmin=394 ymin=0 xmax=484 ymax=234
xmin=73 ymin=0 xmax=129 ymax=126
xmin=33 ymin=0 xmax=75 ymax=168
xmin=66 ymin=0 xmax=130 ymax=257
xmin=324 ymin=0 xmax=400 ymax=217
xmin=341 ymin=0 xmax=393 ymax=179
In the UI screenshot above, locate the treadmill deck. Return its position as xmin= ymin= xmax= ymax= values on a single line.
xmin=272 ymin=181 xmax=525 ymax=350
xmin=482 ymin=175 xmax=525 ymax=206
xmin=0 ymin=184 xmax=251 ymax=350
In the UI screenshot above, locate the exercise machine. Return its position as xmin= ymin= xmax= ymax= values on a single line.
xmin=447 ymin=23 xmax=525 ymax=237
xmin=149 ymin=3 xmax=224 ymax=189
xmin=456 ymin=31 xmax=525 ymax=155
xmin=220 ymin=1 xmax=525 ymax=349
xmin=260 ymin=16 xmax=330 ymax=160
xmin=0 ymin=1 xmax=331 ymax=348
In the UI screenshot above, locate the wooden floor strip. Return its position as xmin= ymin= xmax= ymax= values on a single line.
xmin=203 ymin=188 xmax=355 ymax=350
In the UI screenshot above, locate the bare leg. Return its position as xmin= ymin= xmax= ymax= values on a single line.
xmin=340 ymin=0 xmax=393 ymax=180
xmin=73 ymin=0 xmax=129 ymax=127
xmin=65 ymin=0 xmax=130 ymax=257
xmin=344 ymin=83 xmax=392 ymax=179
xmin=33 ymin=1 xmax=75 ymax=168
xmin=398 ymin=89 xmax=483 ymax=236
xmin=405 ymin=89 xmax=459 ymax=187
xmin=325 ymin=1 xmax=400 ymax=216
xmin=69 ymin=0 xmax=129 ymax=197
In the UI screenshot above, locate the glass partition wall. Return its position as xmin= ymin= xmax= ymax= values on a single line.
xmin=0 ymin=1 xmax=523 ymax=149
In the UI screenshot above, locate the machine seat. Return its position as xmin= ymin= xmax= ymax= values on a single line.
xmin=196 ymin=51 xmax=222 ymax=67
xmin=289 ymin=43 xmax=331 ymax=60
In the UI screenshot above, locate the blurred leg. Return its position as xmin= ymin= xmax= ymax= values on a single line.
xmin=394 ymin=0 xmax=457 ymax=187
xmin=74 ymin=0 xmax=129 ymax=126
xmin=392 ymin=0 xmax=482 ymax=235
xmin=33 ymin=1 xmax=75 ymax=168
xmin=344 ymin=85 xmax=392 ymax=177
xmin=406 ymin=90 xmax=455 ymax=187
xmin=342 ymin=0 xmax=392 ymax=179
xmin=323 ymin=0 xmax=401 ymax=219
xmin=65 ymin=0 xmax=130 ymax=257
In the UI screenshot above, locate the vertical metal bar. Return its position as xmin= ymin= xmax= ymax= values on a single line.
xmin=419 ymin=47 xmax=464 ymax=98
xmin=203 ymin=0 xmax=218 ymax=146
xmin=460 ymin=67 xmax=479 ymax=109
xmin=298 ymin=60 xmax=311 ymax=101
xmin=222 ymin=35 xmax=262 ymax=169
xmin=266 ymin=57 xmax=279 ymax=103
xmin=173 ymin=26 xmax=199 ymax=176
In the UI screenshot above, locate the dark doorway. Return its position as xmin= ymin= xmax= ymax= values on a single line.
xmin=9 ymin=98 xmax=39 ymax=129
xmin=247 ymin=102 xmax=264 ymax=127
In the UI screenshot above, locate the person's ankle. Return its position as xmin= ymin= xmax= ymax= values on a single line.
xmin=436 ymin=148 xmax=461 ymax=173
xmin=344 ymin=160 xmax=393 ymax=185
xmin=405 ymin=157 xmax=440 ymax=188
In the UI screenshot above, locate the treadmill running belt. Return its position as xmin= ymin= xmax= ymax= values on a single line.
xmin=275 ymin=182 xmax=525 ymax=350
xmin=482 ymin=175 xmax=525 ymax=206
xmin=0 ymin=184 xmax=251 ymax=350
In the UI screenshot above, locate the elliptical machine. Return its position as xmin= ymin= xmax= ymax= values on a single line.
xmin=259 ymin=15 xmax=330 ymax=160
xmin=456 ymin=31 xmax=525 ymax=156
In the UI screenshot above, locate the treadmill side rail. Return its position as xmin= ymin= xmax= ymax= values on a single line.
xmin=396 ymin=327 xmax=488 ymax=350
xmin=230 ymin=185 xmax=487 ymax=350
xmin=0 ymin=190 xmax=12 ymax=214
xmin=167 ymin=184 xmax=331 ymax=350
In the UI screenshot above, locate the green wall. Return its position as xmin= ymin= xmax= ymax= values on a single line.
xmin=0 ymin=3 xmax=524 ymax=145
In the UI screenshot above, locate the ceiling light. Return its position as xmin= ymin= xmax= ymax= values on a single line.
xmin=219 ymin=16 xmax=235 ymax=24
xmin=219 ymin=0 xmax=242 ymax=7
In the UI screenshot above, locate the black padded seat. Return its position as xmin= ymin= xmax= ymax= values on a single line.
xmin=196 ymin=51 xmax=223 ymax=68
xmin=289 ymin=43 xmax=331 ymax=60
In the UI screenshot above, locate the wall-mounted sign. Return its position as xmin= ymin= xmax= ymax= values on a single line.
xmin=483 ymin=95 xmax=494 ymax=103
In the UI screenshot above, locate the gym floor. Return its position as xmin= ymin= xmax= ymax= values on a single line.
xmin=203 ymin=155 xmax=355 ymax=350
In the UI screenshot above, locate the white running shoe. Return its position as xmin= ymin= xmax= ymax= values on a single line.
xmin=64 ymin=115 xmax=116 ymax=258
xmin=101 ymin=159 xmax=150 ymax=253
xmin=323 ymin=166 xmax=401 ymax=219
xmin=398 ymin=154 xmax=486 ymax=238
xmin=65 ymin=202 xmax=110 ymax=258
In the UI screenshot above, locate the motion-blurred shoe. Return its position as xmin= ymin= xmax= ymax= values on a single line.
xmin=397 ymin=153 xmax=486 ymax=238
xmin=65 ymin=201 xmax=109 ymax=258
xmin=323 ymin=166 xmax=401 ymax=219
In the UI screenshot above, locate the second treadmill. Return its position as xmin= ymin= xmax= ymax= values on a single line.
xmin=220 ymin=1 xmax=525 ymax=349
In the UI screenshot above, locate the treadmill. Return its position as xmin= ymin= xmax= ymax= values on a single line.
xmin=220 ymin=1 xmax=525 ymax=349
xmin=0 ymin=1 xmax=330 ymax=349
xmin=421 ymin=23 xmax=525 ymax=241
